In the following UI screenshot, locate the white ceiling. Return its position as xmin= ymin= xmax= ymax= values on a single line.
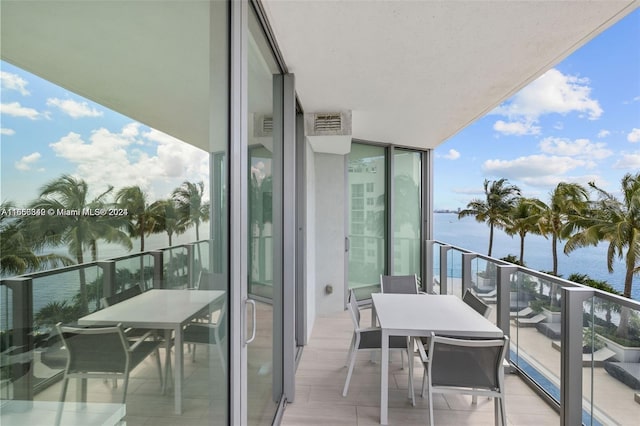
xmin=2 ymin=1 xmax=638 ymax=152
xmin=262 ymin=0 xmax=639 ymax=149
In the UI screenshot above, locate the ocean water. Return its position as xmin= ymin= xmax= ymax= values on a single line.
xmin=433 ymin=213 xmax=639 ymax=301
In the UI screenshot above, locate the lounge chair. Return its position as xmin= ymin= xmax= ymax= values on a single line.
xmin=514 ymin=313 xmax=546 ymax=327
xmin=510 ymin=307 xmax=533 ymax=319
xmin=552 ymin=341 xmax=616 ymax=366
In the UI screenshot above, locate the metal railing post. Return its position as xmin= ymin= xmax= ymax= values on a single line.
xmin=150 ymin=250 xmax=164 ymax=289
xmin=97 ymin=261 xmax=116 ymax=300
xmin=561 ymin=287 xmax=593 ymax=426
xmin=425 ymin=240 xmax=435 ymax=293
xmin=496 ymin=265 xmax=516 ymax=363
xmin=185 ymin=244 xmax=196 ymax=289
xmin=5 ymin=278 xmax=34 ymax=401
xmin=461 ymin=253 xmax=477 ymax=295
xmin=438 ymin=245 xmax=451 ymax=295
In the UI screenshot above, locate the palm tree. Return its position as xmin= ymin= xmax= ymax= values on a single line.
xmin=173 ymin=181 xmax=210 ymax=262
xmin=27 ymin=175 xmax=131 ymax=313
xmin=1 ymin=201 xmax=73 ymax=275
xmin=115 ymin=186 xmax=155 ymax=252
xmin=458 ymin=178 xmax=521 ymax=256
xmin=149 ymin=198 xmax=185 ymax=246
xmin=565 ymin=174 xmax=640 ymax=299
xmin=505 ymin=197 xmax=542 ymax=265
xmin=529 ymin=182 xmax=589 ymax=276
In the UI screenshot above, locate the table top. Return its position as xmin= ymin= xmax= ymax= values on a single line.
xmin=78 ymin=289 xmax=225 ymax=329
xmin=371 ymin=293 xmax=503 ymax=338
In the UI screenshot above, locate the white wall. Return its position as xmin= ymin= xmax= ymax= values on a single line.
xmin=313 ymin=153 xmax=347 ymax=315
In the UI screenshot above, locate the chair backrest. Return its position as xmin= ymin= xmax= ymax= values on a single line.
xmin=101 ymin=285 xmax=142 ymax=308
xmin=56 ymin=323 xmax=129 ymax=374
xmin=429 ymin=333 xmax=508 ymax=391
xmin=380 ymin=274 xmax=419 ymax=294
xmin=462 ymin=289 xmax=491 ymax=318
xmin=347 ymin=289 xmax=361 ymax=330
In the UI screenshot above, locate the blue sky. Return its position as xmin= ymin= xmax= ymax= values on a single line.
xmin=434 ymin=9 xmax=640 ymax=211
xmin=0 ymin=63 xmax=209 ymax=207
xmin=1 ymin=9 xmax=638 ymax=211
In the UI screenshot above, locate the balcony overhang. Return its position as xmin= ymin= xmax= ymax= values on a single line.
xmin=2 ymin=1 xmax=638 ymax=152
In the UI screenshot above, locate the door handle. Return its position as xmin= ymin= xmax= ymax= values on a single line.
xmin=345 ymin=237 xmax=350 ymax=252
xmin=245 ymin=299 xmax=257 ymax=345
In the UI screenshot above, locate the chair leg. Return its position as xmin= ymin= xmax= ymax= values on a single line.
xmin=192 ymin=344 xmax=197 ymax=362
xmin=55 ymin=377 xmax=69 ymax=426
xmin=421 ymin=370 xmax=427 ymax=398
xmin=154 ymin=348 xmax=163 ymax=389
xmin=342 ymin=345 xmax=357 ymax=397
xmin=499 ymin=396 xmax=507 ymax=426
xmin=407 ymin=348 xmax=415 ymax=406
xmin=428 ymin=386 xmax=434 ymax=426
xmin=121 ymin=373 xmax=130 ymax=405
xmin=345 ymin=334 xmax=355 ymax=367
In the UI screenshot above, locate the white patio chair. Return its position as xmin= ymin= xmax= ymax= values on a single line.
xmin=55 ymin=323 xmax=163 ymax=426
xmin=343 ymin=290 xmax=414 ymax=404
xmin=462 ymin=289 xmax=492 ymax=318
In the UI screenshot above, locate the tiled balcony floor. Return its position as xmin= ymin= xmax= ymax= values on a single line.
xmin=281 ymin=308 xmax=560 ymax=426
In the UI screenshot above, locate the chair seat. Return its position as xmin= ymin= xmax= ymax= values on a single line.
xmin=129 ymin=341 xmax=163 ymax=369
xmin=358 ymin=330 xmax=408 ymax=350
xmin=183 ymin=323 xmax=218 ymax=344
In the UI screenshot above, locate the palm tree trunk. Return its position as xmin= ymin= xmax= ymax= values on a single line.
xmin=551 ymin=235 xmax=558 ymax=276
xmin=488 ymin=224 xmax=494 ymax=257
xmin=195 ymin=223 xmax=202 ymax=266
xmin=519 ymin=232 xmax=525 ymax=265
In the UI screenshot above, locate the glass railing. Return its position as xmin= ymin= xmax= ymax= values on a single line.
xmin=0 ymin=240 xmax=208 ymax=400
xmin=427 ymin=239 xmax=640 ymax=425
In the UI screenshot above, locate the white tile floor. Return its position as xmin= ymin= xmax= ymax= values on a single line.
xmin=281 ymin=309 xmax=560 ymax=426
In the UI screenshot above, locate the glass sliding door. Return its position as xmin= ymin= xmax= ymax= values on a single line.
xmin=246 ymin=5 xmax=281 ymax=425
xmin=347 ymin=143 xmax=387 ymax=301
xmin=1 ymin=1 xmax=230 ymax=425
xmin=393 ymin=149 xmax=422 ymax=277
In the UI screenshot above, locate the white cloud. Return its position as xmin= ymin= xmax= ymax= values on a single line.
xmin=597 ymin=129 xmax=610 ymax=138
xmin=492 ymin=68 xmax=602 ymax=121
xmin=538 ymin=137 xmax=612 ymax=160
xmin=46 ymin=98 xmax=103 ymax=119
xmin=0 ymin=71 xmax=30 ymax=96
xmin=1 ymin=128 xmax=16 ymax=136
xmin=493 ymin=120 xmax=540 ymax=136
xmin=1 ymin=102 xmax=41 ymax=120
xmin=627 ymin=128 xmax=640 ymax=143
xmin=484 ymin=155 xmax=586 ymax=177
xmin=15 ymin=152 xmax=41 ymax=171
xmin=441 ymin=149 xmax=460 ymax=160
xmin=49 ymin=124 xmax=209 ymax=200
xmin=613 ymin=152 xmax=640 ymax=169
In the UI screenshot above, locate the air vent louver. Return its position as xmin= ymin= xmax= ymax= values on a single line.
xmin=314 ymin=113 xmax=342 ymax=132
xmin=262 ymin=116 xmax=273 ymax=134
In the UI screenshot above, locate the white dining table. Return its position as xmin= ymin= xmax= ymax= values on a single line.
xmin=78 ymin=289 xmax=225 ymax=414
xmin=371 ymin=293 xmax=504 ymax=425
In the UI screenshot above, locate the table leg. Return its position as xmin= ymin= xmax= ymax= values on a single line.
xmin=163 ymin=330 xmax=172 ymax=394
xmin=174 ymin=325 xmax=183 ymax=415
xmin=380 ymin=329 xmax=389 ymax=425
